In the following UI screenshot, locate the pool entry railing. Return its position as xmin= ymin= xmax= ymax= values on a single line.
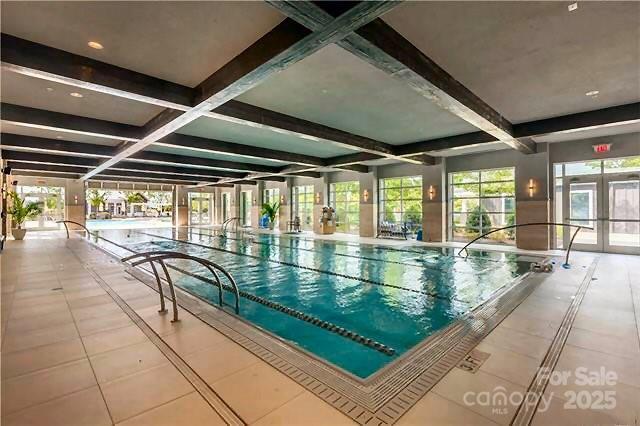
xmin=221 ymin=217 xmax=240 ymax=234
xmin=458 ymin=222 xmax=593 ymax=267
xmin=57 ymin=220 xmax=92 ymax=238
xmin=122 ymin=251 xmax=240 ymax=320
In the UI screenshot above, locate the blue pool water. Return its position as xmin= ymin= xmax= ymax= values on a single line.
xmin=96 ymin=227 xmax=532 ymax=378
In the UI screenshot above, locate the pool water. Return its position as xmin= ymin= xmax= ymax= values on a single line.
xmin=96 ymin=227 xmax=531 ymax=378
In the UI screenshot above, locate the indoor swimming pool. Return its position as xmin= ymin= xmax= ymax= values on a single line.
xmin=95 ymin=227 xmax=534 ymax=378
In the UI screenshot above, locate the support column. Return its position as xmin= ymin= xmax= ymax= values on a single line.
xmin=422 ymin=161 xmax=446 ymax=242
xmin=313 ymin=174 xmax=328 ymax=234
xmin=359 ymin=169 xmax=376 ymax=238
xmin=515 ymin=150 xmax=550 ymax=250
xmin=252 ymin=182 xmax=264 ymax=230
xmin=65 ymin=179 xmax=86 ymax=230
xmin=278 ymin=180 xmax=290 ymax=232
xmin=174 ymin=185 xmax=189 ymax=227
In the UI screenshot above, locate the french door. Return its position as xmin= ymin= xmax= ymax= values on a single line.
xmin=189 ymin=194 xmax=211 ymax=226
xmin=564 ymin=173 xmax=639 ymax=254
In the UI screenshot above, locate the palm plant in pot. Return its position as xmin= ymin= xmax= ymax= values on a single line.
xmin=7 ymin=191 xmax=42 ymax=240
xmin=261 ymin=201 xmax=280 ymax=230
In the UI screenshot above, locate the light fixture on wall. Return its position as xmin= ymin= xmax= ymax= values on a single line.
xmin=315 ymin=192 xmax=321 ymax=203
xmin=528 ymin=179 xmax=536 ymax=198
xmin=363 ymin=189 xmax=369 ymax=202
xmin=280 ymin=195 xmax=285 ymax=203
xmin=428 ymin=185 xmax=436 ymax=201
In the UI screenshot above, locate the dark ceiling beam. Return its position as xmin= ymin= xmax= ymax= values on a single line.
xmin=6 ymin=161 xmax=218 ymax=184
xmin=82 ymin=2 xmax=402 ymax=180
xmin=212 ymin=100 xmax=428 ymax=164
xmin=2 ymin=34 xmax=423 ymax=166
xmin=1 ymin=133 xmax=116 ymax=157
xmin=157 ymin=133 xmax=324 ymax=167
xmin=1 ymin=150 xmax=246 ymax=180
xmin=513 ymin=102 xmax=640 ymax=138
xmin=129 ymin=150 xmax=278 ymax=173
xmin=1 ymin=33 xmax=194 ymax=110
xmin=89 ymin=176 xmax=200 ymax=186
xmin=12 ymin=170 xmax=82 ymax=180
xmin=282 ymin=171 xmax=322 ymax=178
xmin=1 ymin=103 xmax=141 ymax=141
xmin=269 ymin=1 xmax=534 ymax=155
xmin=336 ymin=164 xmax=370 ymax=173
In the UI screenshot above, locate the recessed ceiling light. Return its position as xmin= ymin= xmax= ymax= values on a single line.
xmin=56 ymin=135 xmax=64 ymax=139
xmin=46 ymin=87 xmax=54 ymax=92
xmin=568 ymin=2 xmax=578 ymax=11
xmin=69 ymin=92 xmax=83 ymax=98
xmin=88 ymin=41 xmax=103 ymax=50
xmin=585 ymin=90 xmax=599 ymax=97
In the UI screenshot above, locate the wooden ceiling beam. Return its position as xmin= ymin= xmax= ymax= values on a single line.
xmin=270 ymin=1 xmax=534 ymax=154
xmin=81 ymin=2 xmax=401 ymax=180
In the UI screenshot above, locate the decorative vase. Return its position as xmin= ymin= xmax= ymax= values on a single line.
xmin=12 ymin=228 xmax=27 ymax=240
xmin=268 ymin=221 xmax=275 ymax=230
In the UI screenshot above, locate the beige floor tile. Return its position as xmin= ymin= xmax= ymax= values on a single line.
xmin=556 ymin=344 xmax=640 ymax=388
xmin=1 ymin=386 xmax=112 ymax=426
xmin=140 ymin=308 xmax=204 ymax=336
xmin=13 ymin=288 xmax=61 ymax=300
xmin=397 ymin=392 xmax=498 ymax=426
xmin=433 ymin=369 xmax=525 ymax=425
xmin=185 ymin=340 xmax=260 ymax=384
xmin=64 ymin=287 xmax=108 ymax=302
xmin=531 ymin=395 xmax=618 ymax=426
xmin=475 ymin=342 xmax=541 ymax=388
xmin=1 ymin=338 xmax=86 ymax=380
xmin=571 ymin=313 xmax=638 ymax=338
xmin=11 ymin=293 xmax=67 ymax=308
xmin=2 ymin=322 xmax=78 ymax=353
xmin=161 ymin=324 xmax=228 ymax=355
xmin=71 ymin=301 xmax=123 ymax=321
xmin=566 ymin=327 xmax=640 ymax=359
xmin=5 ymin=309 xmax=74 ymax=333
xmin=9 ymin=301 xmax=69 ymax=320
xmin=67 ymin=293 xmax=114 ymax=309
xmin=498 ymin=311 xmax=560 ymax=340
xmin=1 ymin=359 xmax=96 ymax=415
xmin=116 ymin=392 xmax=225 ymax=426
xmin=481 ymin=326 xmax=551 ymax=361
xmin=83 ymin=324 xmax=148 ymax=356
xmin=101 ymin=363 xmax=194 ymax=422
xmin=212 ymin=362 xmax=305 ymax=423
xmin=90 ymin=341 xmax=168 ymax=383
xmin=253 ymin=391 xmax=356 ymax=426
xmin=76 ymin=311 xmax=132 ymax=336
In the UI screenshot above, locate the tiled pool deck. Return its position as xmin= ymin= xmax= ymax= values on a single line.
xmin=1 ymin=231 xmax=639 ymax=425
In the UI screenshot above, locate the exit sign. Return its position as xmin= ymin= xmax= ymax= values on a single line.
xmin=593 ymin=143 xmax=611 ymax=153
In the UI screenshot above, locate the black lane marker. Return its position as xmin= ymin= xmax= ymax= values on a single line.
xmin=95 ymin=232 xmax=397 ymax=356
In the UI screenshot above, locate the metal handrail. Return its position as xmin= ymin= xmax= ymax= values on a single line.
xmin=458 ymin=222 xmax=593 ymax=267
xmin=221 ymin=216 xmax=240 ymax=234
xmin=122 ymin=250 xmax=240 ymax=320
xmin=57 ymin=220 xmax=92 ymax=238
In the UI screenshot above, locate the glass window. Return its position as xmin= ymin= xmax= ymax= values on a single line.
xmin=449 ymin=167 xmax=516 ymax=244
xmin=564 ymin=160 xmax=602 ymax=176
xmin=293 ymin=185 xmax=314 ymax=231
xmin=329 ymin=181 xmax=359 ymax=234
xmin=603 ymin=156 xmax=640 ymax=174
xmin=379 ymin=176 xmax=423 ymax=237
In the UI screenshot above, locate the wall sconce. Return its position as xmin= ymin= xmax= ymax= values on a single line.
xmin=428 ymin=185 xmax=436 ymax=201
xmin=528 ymin=179 xmax=536 ymax=198
xmin=315 ymin=192 xmax=321 ymax=203
xmin=363 ymin=189 xmax=369 ymax=202
xmin=280 ymin=195 xmax=285 ymax=203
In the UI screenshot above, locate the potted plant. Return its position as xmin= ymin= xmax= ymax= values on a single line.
xmin=87 ymin=190 xmax=109 ymax=219
xmin=260 ymin=201 xmax=280 ymax=230
xmin=7 ymin=191 xmax=42 ymax=240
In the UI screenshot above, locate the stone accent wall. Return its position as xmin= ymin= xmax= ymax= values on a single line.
xmin=516 ymin=200 xmax=550 ymax=250
xmin=422 ymin=201 xmax=444 ymax=242
xmin=360 ymin=203 xmax=374 ymax=237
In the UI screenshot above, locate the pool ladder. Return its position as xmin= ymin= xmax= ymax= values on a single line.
xmin=122 ymin=251 xmax=240 ymax=321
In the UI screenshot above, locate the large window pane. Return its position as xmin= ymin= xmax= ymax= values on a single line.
xmin=330 ymin=181 xmax=360 ymax=234
xmin=378 ymin=176 xmax=423 ymax=237
xmin=565 ymin=161 xmax=601 ymax=176
xmin=603 ymin=156 xmax=640 ymax=174
xmin=449 ymin=167 xmax=516 ymax=244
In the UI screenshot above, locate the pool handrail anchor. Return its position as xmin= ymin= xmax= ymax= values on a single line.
xmin=57 ymin=220 xmax=91 ymax=239
xmin=221 ymin=217 xmax=240 ymax=235
xmin=122 ymin=250 xmax=240 ymax=320
xmin=457 ymin=222 xmax=593 ymax=267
